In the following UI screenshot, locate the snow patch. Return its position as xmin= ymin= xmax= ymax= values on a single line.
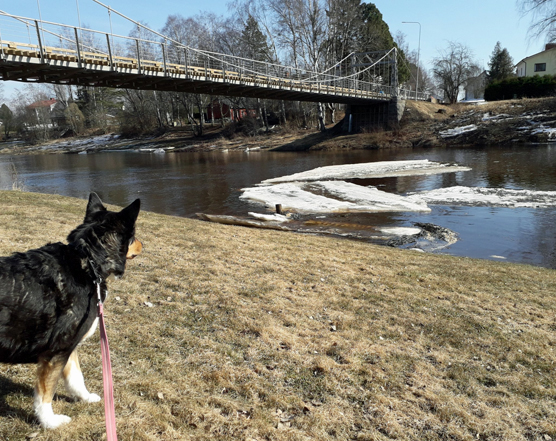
xmin=482 ymin=113 xmax=510 ymax=122
xmin=531 ymin=124 xmax=556 ymax=140
xmin=438 ymin=124 xmax=478 ymax=138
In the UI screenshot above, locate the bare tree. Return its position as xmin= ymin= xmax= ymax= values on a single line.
xmin=127 ymin=21 xmax=158 ymax=61
xmin=12 ymin=84 xmax=52 ymax=141
xmin=395 ymin=31 xmax=433 ymax=95
xmin=433 ymin=42 xmax=480 ymax=103
xmin=519 ymin=0 xmax=556 ymax=41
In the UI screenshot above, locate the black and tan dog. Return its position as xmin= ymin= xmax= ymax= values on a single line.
xmin=0 ymin=193 xmax=142 ymax=429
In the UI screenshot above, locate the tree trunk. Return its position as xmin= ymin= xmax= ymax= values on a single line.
xmin=327 ymin=103 xmax=335 ymax=124
xmin=317 ymin=102 xmax=326 ymax=132
xmin=263 ymin=100 xmax=269 ymax=132
xmin=218 ymin=98 xmax=224 ymax=127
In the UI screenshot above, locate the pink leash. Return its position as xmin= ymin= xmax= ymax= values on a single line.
xmin=97 ymin=283 xmax=118 ymax=441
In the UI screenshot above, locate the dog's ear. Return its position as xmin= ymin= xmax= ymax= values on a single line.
xmin=85 ymin=192 xmax=107 ymax=220
xmin=119 ymin=198 xmax=141 ymax=227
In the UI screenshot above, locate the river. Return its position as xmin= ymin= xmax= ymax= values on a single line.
xmin=1 ymin=143 xmax=556 ymax=269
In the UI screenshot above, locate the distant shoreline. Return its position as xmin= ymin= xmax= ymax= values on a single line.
xmin=2 ymin=97 xmax=556 ymax=155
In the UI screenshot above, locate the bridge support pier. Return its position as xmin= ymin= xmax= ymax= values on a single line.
xmin=342 ymin=97 xmax=406 ymax=132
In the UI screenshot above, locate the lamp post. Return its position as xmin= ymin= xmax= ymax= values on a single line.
xmin=402 ymin=21 xmax=421 ymax=100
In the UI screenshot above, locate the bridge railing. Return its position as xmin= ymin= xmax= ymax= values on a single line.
xmin=0 ymin=11 xmax=425 ymax=101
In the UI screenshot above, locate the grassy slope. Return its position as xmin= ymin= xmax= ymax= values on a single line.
xmin=0 ymin=191 xmax=555 ymax=441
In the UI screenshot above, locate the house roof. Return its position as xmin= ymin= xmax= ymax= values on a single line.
xmin=516 ymin=45 xmax=556 ymax=66
xmin=28 ymin=98 xmax=57 ymax=109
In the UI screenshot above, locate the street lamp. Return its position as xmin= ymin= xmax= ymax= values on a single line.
xmin=402 ymin=21 xmax=421 ymax=100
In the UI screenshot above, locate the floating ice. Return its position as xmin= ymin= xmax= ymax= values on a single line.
xmin=316 ymin=181 xmax=430 ymax=212
xmin=409 ymin=186 xmax=556 ymax=208
xmin=260 ymin=160 xmax=471 ymax=185
xmin=241 ymin=181 xmax=431 ymax=214
xmin=378 ymin=226 xmax=421 ymax=236
xmin=248 ymin=212 xmax=290 ymax=222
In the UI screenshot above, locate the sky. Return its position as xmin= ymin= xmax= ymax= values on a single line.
xmin=0 ymin=0 xmax=547 ymax=101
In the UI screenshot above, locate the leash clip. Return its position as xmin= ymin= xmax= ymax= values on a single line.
xmin=96 ymin=281 xmax=104 ymax=316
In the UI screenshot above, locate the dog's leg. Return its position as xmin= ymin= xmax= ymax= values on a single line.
xmin=63 ymin=350 xmax=101 ymax=403
xmin=34 ymin=355 xmax=72 ymax=429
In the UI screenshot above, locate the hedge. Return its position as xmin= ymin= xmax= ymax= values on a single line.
xmin=484 ymin=75 xmax=556 ymax=101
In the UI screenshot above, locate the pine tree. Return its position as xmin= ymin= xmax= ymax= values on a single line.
xmin=356 ymin=3 xmax=410 ymax=83
xmin=0 ymin=104 xmax=14 ymax=138
xmin=240 ymin=15 xmax=272 ymax=62
xmin=487 ymin=42 xmax=514 ymax=84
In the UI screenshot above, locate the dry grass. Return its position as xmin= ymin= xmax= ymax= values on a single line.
xmin=0 ymin=191 xmax=556 ymax=441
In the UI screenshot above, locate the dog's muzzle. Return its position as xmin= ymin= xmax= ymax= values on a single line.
xmin=127 ymin=238 xmax=143 ymax=259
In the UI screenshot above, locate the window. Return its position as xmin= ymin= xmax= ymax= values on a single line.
xmin=535 ymin=63 xmax=547 ymax=72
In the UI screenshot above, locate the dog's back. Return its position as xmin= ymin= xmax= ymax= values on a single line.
xmin=0 ymin=242 xmax=95 ymax=365
xmin=0 ymin=193 xmax=141 ymax=429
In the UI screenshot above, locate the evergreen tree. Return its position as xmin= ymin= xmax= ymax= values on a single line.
xmin=0 ymin=104 xmax=14 ymax=139
xmin=487 ymin=42 xmax=514 ymax=84
xmin=356 ymin=3 xmax=410 ymax=83
xmin=240 ymin=15 xmax=273 ymax=62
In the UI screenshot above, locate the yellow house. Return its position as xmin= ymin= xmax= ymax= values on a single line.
xmin=516 ymin=44 xmax=556 ymax=77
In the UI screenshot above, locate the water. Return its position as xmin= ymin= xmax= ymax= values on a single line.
xmin=1 ymin=143 xmax=556 ymax=268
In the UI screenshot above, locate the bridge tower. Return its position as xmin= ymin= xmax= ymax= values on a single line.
xmin=342 ymin=47 xmax=406 ymax=132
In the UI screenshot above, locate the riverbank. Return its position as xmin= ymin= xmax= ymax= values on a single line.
xmin=0 ymin=191 xmax=555 ymax=440
xmin=3 ymin=97 xmax=556 ymax=155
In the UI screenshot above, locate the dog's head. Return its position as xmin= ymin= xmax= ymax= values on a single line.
xmin=68 ymin=193 xmax=142 ymax=280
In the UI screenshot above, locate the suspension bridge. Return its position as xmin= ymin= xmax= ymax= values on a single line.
xmin=0 ymin=7 xmax=427 ymax=128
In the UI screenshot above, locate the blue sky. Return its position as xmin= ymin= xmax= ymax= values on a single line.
xmin=0 ymin=0 xmax=546 ymax=100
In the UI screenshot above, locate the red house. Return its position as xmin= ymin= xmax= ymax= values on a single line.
xmin=207 ymin=100 xmax=256 ymax=122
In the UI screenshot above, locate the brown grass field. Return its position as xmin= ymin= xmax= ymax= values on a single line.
xmin=0 ymin=191 xmax=555 ymax=440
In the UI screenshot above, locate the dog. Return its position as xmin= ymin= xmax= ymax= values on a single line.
xmin=0 ymin=192 xmax=142 ymax=429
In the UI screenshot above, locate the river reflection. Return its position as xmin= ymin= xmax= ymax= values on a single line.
xmin=1 ymin=144 xmax=556 ymax=268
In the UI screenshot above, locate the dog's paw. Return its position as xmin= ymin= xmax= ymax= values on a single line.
xmin=83 ymin=393 xmax=101 ymax=403
xmin=41 ymin=413 xmax=72 ymax=429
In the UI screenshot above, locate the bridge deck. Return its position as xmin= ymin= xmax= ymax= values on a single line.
xmin=0 ymin=41 xmax=392 ymax=104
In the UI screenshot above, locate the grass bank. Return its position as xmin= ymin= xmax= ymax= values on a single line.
xmin=0 ymin=191 xmax=555 ymax=441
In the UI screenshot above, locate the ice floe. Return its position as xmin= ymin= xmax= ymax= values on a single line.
xmin=316 ymin=181 xmax=430 ymax=212
xmin=241 ymin=182 xmax=431 ymax=214
xmin=378 ymin=226 xmax=422 ymax=236
xmin=260 ymin=160 xmax=471 ymax=185
xmin=248 ymin=212 xmax=290 ymax=222
xmin=242 ymin=160 xmax=469 ymax=214
xmin=408 ymin=186 xmax=556 ymax=208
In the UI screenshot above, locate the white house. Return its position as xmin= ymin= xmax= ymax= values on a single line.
xmin=464 ymin=71 xmax=488 ymax=101
xmin=516 ymin=44 xmax=556 ymax=77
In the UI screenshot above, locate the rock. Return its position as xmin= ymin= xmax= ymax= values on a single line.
xmin=386 ymin=222 xmax=457 ymax=252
